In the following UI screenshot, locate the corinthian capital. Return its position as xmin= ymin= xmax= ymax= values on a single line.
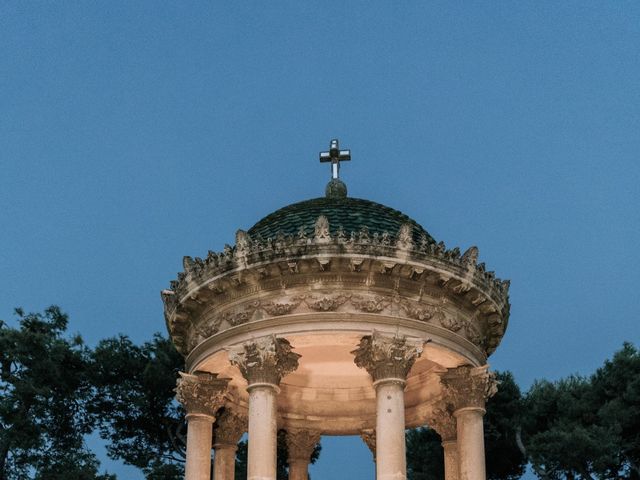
xmin=441 ymin=365 xmax=498 ymax=412
xmin=428 ymin=405 xmax=457 ymax=442
xmin=228 ymin=335 xmax=301 ymax=386
xmin=213 ymin=409 xmax=247 ymax=447
xmin=286 ymin=429 xmax=321 ymax=461
xmin=360 ymin=429 xmax=376 ymax=459
xmin=175 ymin=371 xmax=229 ymax=418
xmin=351 ymin=331 xmax=423 ymax=382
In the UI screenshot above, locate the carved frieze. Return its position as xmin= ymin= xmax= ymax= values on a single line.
xmin=228 ymin=335 xmax=300 ymax=386
xmin=440 ymin=365 xmax=498 ymax=412
xmin=213 ymin=409 xmax=247 ymax=447
xmin=352 ymin=331 xmax=424 ymax=382
xmin=175 ymin=371 xmax=229 ymax=418
xmin=285 ymin=429 xmax=321 ymax=461
xmin=350 ymin=295 xmax=390 ymax=313
xmin=300 ymin=294 xmax=351 ymax=312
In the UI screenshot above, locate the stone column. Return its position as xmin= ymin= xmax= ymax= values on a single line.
xmin=360 ymin=429 xmax=376 ymax=463
xmin=285 ymin=429 xmax=321 ymax=480
xmin=352 ymin=331 xmax=423 ymax=480
xmin=213 ymin=409 xmax=247 ymax=480
xmin=229 ymin=336 xmax=300 ymax=480
xmin=441 ymin=366 xmax=497 ymax=480
xmin=175 ymin=371 xmax=230 ymax=480
xmin=428 ymin=407 xmax=459 ymax=480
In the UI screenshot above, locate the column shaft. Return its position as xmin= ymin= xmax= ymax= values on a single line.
xmin=213 ymin=445 xmax=237 ymax=480
xmin=442 ymin=440 xmax=460 ymax=480
xmin=455 ymin=408 xmax=486 ymax=480
xmin=375 ymin=380 xmax=407 ymax=480
xmin=247 ymin=385 xmax=278 ymax=480
xmin=185 ymin=415 xmax=214 ymax=480
xmin=288 ymin=460 xmax=309 ymax=480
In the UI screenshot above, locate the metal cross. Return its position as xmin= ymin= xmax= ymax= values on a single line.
xmin=320 ymin=139 xmax=351 ymax=179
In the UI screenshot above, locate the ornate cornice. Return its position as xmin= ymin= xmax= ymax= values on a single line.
xmin=285 ymin=429 xmax=321 ymax=461
xmin=352 ymin=331 xmax=424 ymax=382
xmin=228 ymin=335 xmax=300 ymax=386
xmin=441 ymin=365 xmax=498 ymax=412
xmin=175 ymin=371 xmax=229 ymax=418
xmin=162 ymin=222 xmax=510 ymax=353
xmin=213 ymin=409 xmax=247 ymax=447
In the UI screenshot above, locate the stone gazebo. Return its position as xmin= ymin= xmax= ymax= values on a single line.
xmin=162 ymin=140 xmax=510 ymax=480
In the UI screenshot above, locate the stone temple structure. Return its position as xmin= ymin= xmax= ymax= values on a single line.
xmin=163 ymin=140 xmax=511 ymax=480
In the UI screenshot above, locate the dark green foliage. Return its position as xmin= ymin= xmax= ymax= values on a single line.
xmin=484 ymin=372 xmax=526 ymax=480
xmin=0 ymin=306 xmax=113 ymax=480
xmin=91 ymin=334 xmax=186 ymax=479
xmin=406 ymin=427 xmax=444 ymax=480
xmin=406 ymin=371 xmax=526 ymax=480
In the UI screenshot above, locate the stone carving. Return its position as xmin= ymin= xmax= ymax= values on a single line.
xmin=301 ymin=294 xmax=350 ymax=312
xmin=350 ymin=295 xmax=390 ymax=313
xmin=213 ymin=409 xmax=247 ymax=446
xmin=396 ymin=223 xmax=413 ymax=251
xmin=440 ymin=313 xmax=464 ymax=332
xmin=228 ymin=335 xmax=301 ymax=385
xmin=261 ymin=298 xmax=302 ymax=316
xmin=314 ymin=215 xmax=330 ymax=243
xmin=285 ymin=429 xmax=321 ymax=461
xmin=428 ymin=405 xmax=457 ymax=442
xmin=360 ymin=429 xmax=376 ymax=459
xmin=175 ymin=371 xmax=229 ymax=417
xmin=441 ymin=365 xmax=498 ymax=411
xmin=352 ymin=331 xmax=424 ymax=382
xmin=397 ymin=299 xmax=436 ymax=322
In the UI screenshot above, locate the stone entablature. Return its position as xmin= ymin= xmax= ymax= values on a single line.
xmin=162 ymin=220 xmax=509 ymax=359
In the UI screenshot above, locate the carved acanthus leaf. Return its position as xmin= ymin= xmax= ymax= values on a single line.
xmin=352 ymin=331 xmax=424 ymax=382
xmin=286 ymin=429 xmax=321 ymax=461
xmin=261 ymin=298 xmax=302 ymax=316
xmin=396 ymin=223 xmax=413 ymax=251
xmin=350 ymin=295 xmax=390 ymax=313
xmin=314 ymin=215 xmax=330 ymax=243
xmin=301 ymin=294 xmax=350 ymax=312
xmin=213 ymin=409 xmax=247 ymax=446
xmin=360 ymin=429 xmax=376 ymax=458
xmin=428 ymin=405 xmax=457 ymax=442
xmin=175 ymin=371 xmax=229 ymax=417
xmin=228 ymin=336 xmax=300 ymax=386
xmin=441 ymin=365 xmax=498 ymax=411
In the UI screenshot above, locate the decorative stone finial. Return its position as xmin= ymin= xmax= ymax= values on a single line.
xmin=228 ymin=335 xmax=301 ymax=386
xmin=285 ymin=429 xmax=322 ymax=461
xmin=175 ymin=371 xmax=230 ymax=418
xmin=441 ymin=365 xmax=498 ymax=412
xmin=352 ymin=331 xmax=424 ymax=382
xmin=325 ymin=178 xmax=348 ymax=198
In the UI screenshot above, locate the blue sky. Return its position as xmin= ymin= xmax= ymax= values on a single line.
xmin=1 ymin=2 xmax=639 ymax=479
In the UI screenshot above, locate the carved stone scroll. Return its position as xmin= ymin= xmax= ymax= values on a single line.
xmin=352 ymin=331 xmax=424 ymax=382
xmin=441 ymin=365 xmax=498 ymax=412
xmin=175 ymin=371 xmax=229 ymax=418
xmin=228 ymin=335 xmax=301 ymax=386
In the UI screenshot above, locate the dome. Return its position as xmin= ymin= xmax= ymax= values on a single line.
xmin=248 ymin=196 xmax=435 ymax=244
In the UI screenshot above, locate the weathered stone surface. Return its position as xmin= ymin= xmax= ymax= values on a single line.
xmin=352 ymin=331 xmax=424 ymax=382
xmin=285 ymin=429 xmax=321 ymax=461
xmin=175 ymin=371 xmax=229 ymax=418
xmin=213 ymin=409 xmax=247 ymax=446
xmin=360 ymin=429 xmax=376 ymax=459
xmin=441 ymin=365 xmax=498 ymax=412
xmin=228 ymin=335 xmax=300 ymax=385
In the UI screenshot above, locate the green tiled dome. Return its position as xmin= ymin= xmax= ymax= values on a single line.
xmin=248 ymin=196 xmax=434 ymax=244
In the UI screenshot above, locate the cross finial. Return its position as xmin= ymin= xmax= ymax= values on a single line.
xmin=320 ymin=139 xmax=351 ymax=179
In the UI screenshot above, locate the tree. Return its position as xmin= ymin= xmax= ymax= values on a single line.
xmin=406 ymin=371 xmax=526 ymax=480
xmin=91 ymin=333 xmax=186 ymax=479
xmin=0 ymin=306 xmax=114 ymax=480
